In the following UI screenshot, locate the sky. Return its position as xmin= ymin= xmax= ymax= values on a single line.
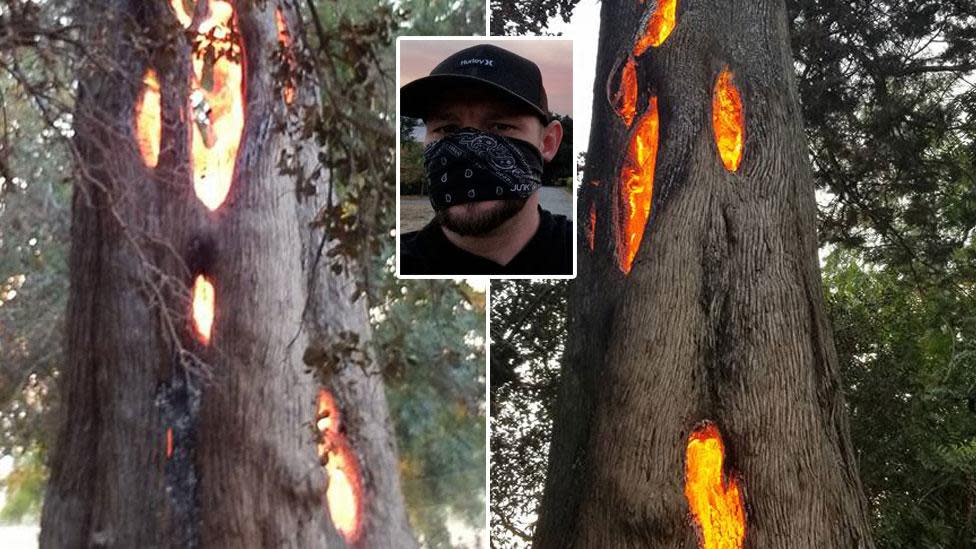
xmin=547 ymin=0 xmax=601 ymax=149
xmin=400 ymin=38 xmax=574 ymax=116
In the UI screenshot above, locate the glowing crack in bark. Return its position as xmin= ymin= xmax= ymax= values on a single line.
xmin=615 ymin=97 xmax=659 ymax=274
xmin=316 ymin=389 xmax=364 ymax=542
xmin=135 ymin=68 xmax=162 ymax=168
xmin=613 ymin=57 xmax=638 ymax=127
xmin=166 ymin=427 xmax=174 ymax=459
xmin=170 ymin=0 xmax=246 ymax=210
xmin=684 ymin=422 xmax=746 ymax=549
xmin=634 ymin=0 xmax=677 ymax=55
xmin=712 ymin=67 xmax=744 ymax=172
xmin=275 ymin=7 xmax=296 ymax=105
xmin=588 ymin=202 xmax=596 ymax=252
xmin=191 ymin=274 xmax=215 ymax=345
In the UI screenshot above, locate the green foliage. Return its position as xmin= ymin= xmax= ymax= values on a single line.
xmin=489 ymin=279 xmax=567 ymax=547
xmin=824 ymin=250 xmax=976 ymax=547
xmin=0 ymin=446 xmax=46 ymax=524
xmin=372 ymin=276 xmax=487 ymax=547
xmin=490 ymin=0 xmax=578 ymax=35
xmin=789 ymin=0 xmax=976 ymax=288
xmin=400 ymin=117 xmax=427 ymax=196
xmin=399 ymin=0 xmax=486 ymax=37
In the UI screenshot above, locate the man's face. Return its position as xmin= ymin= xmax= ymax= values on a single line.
xmin=423 ymin=85 xmax=563 ymax=236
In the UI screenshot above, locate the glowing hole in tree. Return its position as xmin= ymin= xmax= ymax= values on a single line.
xmin=170 ymin=0 xmax=246 ymax=210
xmin=275 ymin=7 xmax=296 ymax=105
xmin=615 ymin=96 xmax=659 ymax=274
xmin=135 ymin=68 xmax=162 ymax=168
xmin=712 ymin=67 xmax=744 ymax=172
xmin=165 ymin=427 xmax=174 ymax=458
xmin=613 ymin=57 xmax=638 ymax=126
xmin=588 ymin=202 xmax=596 ymax=252
xmin=634 ymin=0 xmax=677 ymax=55
xmin=316 ymin=389 xmax=363 ymax=542
xmin=684 ymin=422 xmax=745 ymax=549
xmin=191 ymin=274 xmax=215 ymax=345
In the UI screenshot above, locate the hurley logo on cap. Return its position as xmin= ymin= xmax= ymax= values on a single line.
xmin=459 ymin=58 xmax=494 ymax=67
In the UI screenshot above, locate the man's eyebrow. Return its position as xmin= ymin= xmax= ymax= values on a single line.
xmin=425 ymin=109 xmax=459 ymax=121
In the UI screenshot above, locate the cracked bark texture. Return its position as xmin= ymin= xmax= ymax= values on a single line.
xmin=533 ymin=0 xmax=875 ymax=547
xmin=40 ymin=2 xmax=413 ymax=547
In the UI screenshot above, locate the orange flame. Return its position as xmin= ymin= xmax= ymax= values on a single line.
xmin=615 ymin=97 xmax=659 ymax=274
xmin=587 ymin=202 xmax=596 ymax=252
xmin=191 ymin=274 xmax=215 ymax=345
xmin=170 ymin=0 xmax=192 ymax=27
xmin=316 ymin=389 xmax=363 ymax=542
xmin=634 ymin=0 xmax=677 ymax=55
xmin=712 ymin=68 xmax=744 ymax=172
xmin=275 ymin=7 xmax=296 ymax=105
xmin=614 ymin=57 xmax=638 ymax=126
xmin=170 ymin=0 xmax=246 ymax=210
xmin=166 ymin=427 xmax=174 ymax=458
xmin=135 ymin=68 xmax=162 ymax=168
xmin=684 ymin=422 xmax=746 ymax=549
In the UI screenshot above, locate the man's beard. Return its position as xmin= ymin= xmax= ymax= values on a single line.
xmin=435 ymin=198 xmax=528 ymax=236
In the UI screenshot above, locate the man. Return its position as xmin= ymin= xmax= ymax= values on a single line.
xmin=399 ymin=43 xmax=573 ymax=275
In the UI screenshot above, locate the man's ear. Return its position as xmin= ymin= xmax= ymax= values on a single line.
xmin=539 ymin=119 xmax=564 ymax=162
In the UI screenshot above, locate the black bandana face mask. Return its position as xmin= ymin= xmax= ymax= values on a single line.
xmin=422 ymin=128 xmax=544 ymax=211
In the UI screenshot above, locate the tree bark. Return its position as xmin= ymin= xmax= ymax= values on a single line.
xmin=534 ymin=0 xmax=875 ymax=547
xmin=40 ymin=2 xmax=414 ymax=547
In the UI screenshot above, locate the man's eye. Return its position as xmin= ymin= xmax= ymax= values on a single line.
xmin=433 ymin=124 xmax=459 ymax=134
xmin=491 ymin=123 xmax=516 ymax=132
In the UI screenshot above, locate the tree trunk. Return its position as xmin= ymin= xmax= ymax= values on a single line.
xmin=534 ymin=1 xmax=875 ymax=547
xmin=39 ymin=2 xmax=414 ymax=547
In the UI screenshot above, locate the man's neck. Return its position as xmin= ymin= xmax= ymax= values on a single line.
xmin=441 ymin=200 xmax=541 ymax=266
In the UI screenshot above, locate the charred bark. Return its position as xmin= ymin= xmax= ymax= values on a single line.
xmin=40 ymin=2 xmax=413 ymax=547
xmin=534 ymin=0 xmax=874 ymax=547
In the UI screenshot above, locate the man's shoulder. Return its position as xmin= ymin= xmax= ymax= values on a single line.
xmin=400 ymin=222 xmax=449 ymax=274
xmin=538 ymin=207 xmax=573 ymax=243
xmin=532 ymin=207 xmax=573 ymax=274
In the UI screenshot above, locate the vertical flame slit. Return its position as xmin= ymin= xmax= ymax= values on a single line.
xmin=614 ymin=57 xmax=638 ymax=127
xmin=191 ymin=274 xmax=215 ymax=345
xmin=634 ymin=0 xmax=677 ymax=55
xmin=684 ymin=422 xmax=746 ymax=549
xmin=316 ymin=389 xmax=364 ymax=542
xmin=135 ymin=68 xmax=162 ymax=168
xmin=276 ymin=7 xmax=296 ymax=105
xmin=170 ymin=0 xmax=246 ymax=210
xmin=712 ymin=67 xmax=744 ymax=172
xmin=615 ymin=97 xmax=659 ymax=274
xmin=587 ymin=202 xmax=596 ymax=252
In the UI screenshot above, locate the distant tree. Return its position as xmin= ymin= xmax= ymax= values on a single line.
xmin=534 ymin=0 xmax=875 ymax=545
xmin=490 ymin=0 xmax=576 ymax=35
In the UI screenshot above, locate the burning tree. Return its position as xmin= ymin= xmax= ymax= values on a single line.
xmin=534 ymin=0 xmax=875 ymax=547
xmin=38 ymin=1 xmax=415 ymax=547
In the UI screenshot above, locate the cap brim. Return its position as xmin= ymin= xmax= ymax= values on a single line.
xmin=400 ymin=74 xmax=549 ymax=121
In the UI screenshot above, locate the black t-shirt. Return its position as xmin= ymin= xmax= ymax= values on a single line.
xmin=400 ymin=207 xmax=572 ymax=276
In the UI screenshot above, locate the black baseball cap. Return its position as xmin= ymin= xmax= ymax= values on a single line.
xmin=400 ymin=44 xmax=550 ymax=122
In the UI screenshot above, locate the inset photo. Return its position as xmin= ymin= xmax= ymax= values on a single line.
xmin=397 ymin=37 xmax=575 ymax=277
